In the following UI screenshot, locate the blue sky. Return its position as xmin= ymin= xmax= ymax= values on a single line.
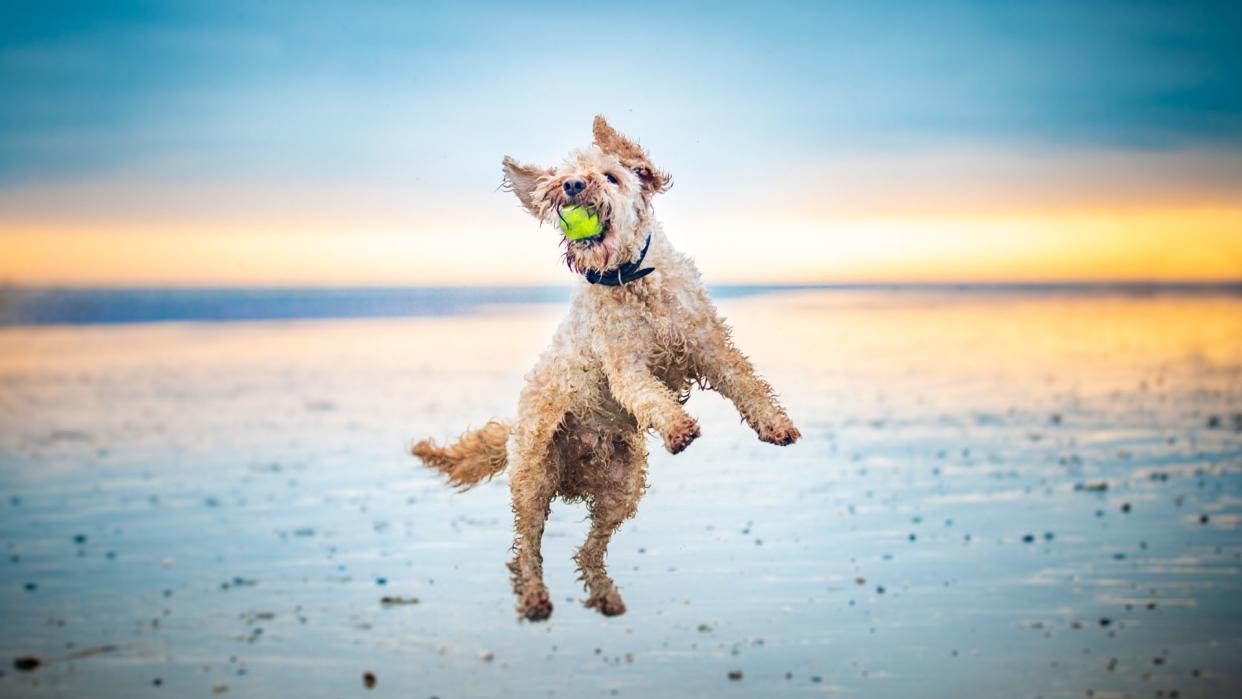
xmin=2 ymin=1 xmax=1240 ymax=284
xmin=4 ymin=1 xmax=1239 ymax=178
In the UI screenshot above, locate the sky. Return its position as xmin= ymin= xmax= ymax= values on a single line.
xmin=1 ymin=0 xmax=1240 ymax=286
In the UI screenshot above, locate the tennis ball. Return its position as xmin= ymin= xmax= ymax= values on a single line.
xmin=558 ymin=205 xmax=604 ymax=240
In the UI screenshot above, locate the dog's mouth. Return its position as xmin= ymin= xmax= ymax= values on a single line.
xmin=569 ymin=219 xmax=609 ymax=245
xmin=555 ymin=203 xmax=610 ymax=245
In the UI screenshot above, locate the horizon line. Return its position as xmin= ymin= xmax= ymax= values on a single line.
xmin=3 ymin=279 xmax=1241 ymax=292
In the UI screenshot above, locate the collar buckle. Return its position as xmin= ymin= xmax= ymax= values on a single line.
xmin=585 ymin=232 xmax=654 ymax=286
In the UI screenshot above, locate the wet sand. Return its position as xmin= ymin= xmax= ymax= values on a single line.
xmin=1 ymin=289 xmax=1240 ymax=698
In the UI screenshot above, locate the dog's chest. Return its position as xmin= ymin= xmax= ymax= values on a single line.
xmin=635 ymin=294 xmax=700 ymax=388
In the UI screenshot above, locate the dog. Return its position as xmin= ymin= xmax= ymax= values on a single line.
xmin=412 ymin=116 xmax=800 ymax=621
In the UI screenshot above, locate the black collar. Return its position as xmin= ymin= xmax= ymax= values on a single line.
xmin=584 ymin=232 xmax=655 ymax=286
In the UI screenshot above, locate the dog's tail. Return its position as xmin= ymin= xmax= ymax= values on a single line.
xmin=411 ymin=420 xmax=511 ymax=489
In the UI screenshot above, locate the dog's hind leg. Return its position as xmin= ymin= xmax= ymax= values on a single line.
xmin=508 ymin=460 xmax=558 ymax=621
xmin=576 ymin=432 xmax=647 ymax=617
xmin=506 ymin=391 xmax=569 ymax=621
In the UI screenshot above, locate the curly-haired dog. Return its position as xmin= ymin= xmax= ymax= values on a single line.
xmin=412 ymin=116 xmax=800 ymax=621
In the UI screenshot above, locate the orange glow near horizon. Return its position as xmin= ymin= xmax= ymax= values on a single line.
xmin=3 ymin=143 xmax=1240 ymax=286
xmin=2 ymin=204 xmax=1240 ymax=286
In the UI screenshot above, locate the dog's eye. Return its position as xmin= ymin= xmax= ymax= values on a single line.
xmin=604 ymin=173 xmax=619 ymax=185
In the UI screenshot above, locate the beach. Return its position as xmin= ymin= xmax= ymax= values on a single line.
xmin=1 ymin=288 xmax=1240 ymax=698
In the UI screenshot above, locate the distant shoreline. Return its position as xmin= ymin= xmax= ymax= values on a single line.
xmin=2 ymin=281 xmax=1239 ymax=327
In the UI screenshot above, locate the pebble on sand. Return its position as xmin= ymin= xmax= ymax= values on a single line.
xmin=380 ymin=596 xmax=419 ymax=606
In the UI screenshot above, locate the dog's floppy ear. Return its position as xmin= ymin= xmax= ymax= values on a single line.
xmin=502 ymin=156 xmax=551 ymax=216
xmin=592 ymin=115 xmax=672 ymax=194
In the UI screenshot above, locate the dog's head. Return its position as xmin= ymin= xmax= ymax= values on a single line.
xmin=502 ymin=116 xmax=672 ymax=276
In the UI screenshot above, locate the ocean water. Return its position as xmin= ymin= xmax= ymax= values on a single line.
xmin=1 ymin=287 xmax=1240 ymax=698
xmin=2 ymin=283 xmax=1236 ymax=325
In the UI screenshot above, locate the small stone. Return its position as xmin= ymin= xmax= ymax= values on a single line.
xmin=362 ymin=671 xmax=377 ymax=689
xmin=727 ymin=669 xmax=743 ymax=681
xmin=380 ymin=596 xmax=419 ymax=606
xmin=479 ymin=651 xmax=494 ymax=662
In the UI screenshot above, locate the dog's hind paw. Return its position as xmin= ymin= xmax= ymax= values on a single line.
xmin=585 ymin=591 xmax=627 ymax=617
xmin=758 ymin=417 xmax=801 ymax=446
xmin=518 ymin=589 xmax=554 ymax=621
xmin=662 ymin=416 xmax=701 ymax=454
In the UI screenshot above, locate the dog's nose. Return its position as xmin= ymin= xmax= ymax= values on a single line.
xmin=563 ymin=178 xmax=586 ymax=197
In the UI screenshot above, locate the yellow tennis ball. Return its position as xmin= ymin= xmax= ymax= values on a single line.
xmin=558 ymin=205 xmax=604 ymax=240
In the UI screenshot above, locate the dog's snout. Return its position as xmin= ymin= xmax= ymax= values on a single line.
xmin=563 ymin=178 xmax=586 ymax=197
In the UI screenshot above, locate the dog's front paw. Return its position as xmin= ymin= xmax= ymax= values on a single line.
xmin=518 ymin=588 xmax=554 ymax=622
xmin=662 ymin=416 xmax=700 ymax=454
xmin=758 ymin=416 xmax=801 ymax=446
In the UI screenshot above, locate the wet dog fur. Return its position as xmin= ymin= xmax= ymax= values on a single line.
xmin=412 ymin=116 xmax=800 ymax=621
